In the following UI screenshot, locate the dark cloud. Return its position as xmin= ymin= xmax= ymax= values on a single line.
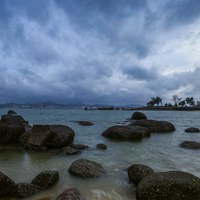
xmin=0 ymin=0 xmax=200 ymax=105
xmin=164 ymin=0 xmax=200 ymax=28
xmin=123 ymin=66 xmax=158 ymax=81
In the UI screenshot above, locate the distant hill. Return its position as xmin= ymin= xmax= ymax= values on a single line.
xmin=0 ymin=102 xmax=142 ymax=109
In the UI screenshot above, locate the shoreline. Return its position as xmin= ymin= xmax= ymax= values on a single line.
xmin=122 ymin=106 xmax=200 ymax=111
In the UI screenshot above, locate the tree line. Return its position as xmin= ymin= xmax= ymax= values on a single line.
xmin=147 ymin=95 xmax=195 ymax=107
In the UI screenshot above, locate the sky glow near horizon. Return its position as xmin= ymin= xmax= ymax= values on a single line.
xmin=0 ymin=0 xmax=200 ymax=105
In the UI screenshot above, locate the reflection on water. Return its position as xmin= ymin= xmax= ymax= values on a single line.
xmin=0 ymin=108 xmax=200 ymax=199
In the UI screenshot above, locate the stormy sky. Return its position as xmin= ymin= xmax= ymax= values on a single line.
xmin=0 ymin=0 xmax=200 ymax=105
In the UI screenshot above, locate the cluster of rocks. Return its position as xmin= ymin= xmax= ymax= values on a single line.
xmin=1 ymin=110 xmax=200 ymax=199
xmin=102 ymin=111 xmax=175 ymax=141
xmin=0 ymin=110 xmax=107 ymax=154
xmin=0 ymin=170 xmax=59 ymax=198
xmin=128 ymin=164 xmax=200 ymax=200
xmin=0 ymin=157 xmax=105 ymax=199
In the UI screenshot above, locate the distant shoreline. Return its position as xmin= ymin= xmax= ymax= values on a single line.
xmin=122 ymin=106 xmax=200 ymax=111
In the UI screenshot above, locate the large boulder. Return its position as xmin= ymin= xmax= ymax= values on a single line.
xmin=31 ymin=170 xmax=59 ymax=189
xmin=185 ymin=127 xmax=200 ymax=133
xmin=11 ymin=183 xmax=41 ymax=198
xmin=136 ymin=171 xmax=200 ymax=200
xmin=102 ymin=125 xmax=151 ymax=141
xmin=180 ymin=141 xmax=200 ymax=149
xmin=131 ymin=119 xmax=175 ymax=133
xmin=131 ymin=112 xmax=147 ymax=120
xmin=68 ymin=159 xmax=105 ymax=178
xmin=0 ymin=114 xmax=30 ymax=144
xmin=20 ymin=125 xmax=75 ymax=149
xmin=0 ymin=171 xmax=15 ymax=197
xmin=128 ymin=164 xmax=154 ymax=186
xmin=56 ymin=188 xmax=84 ymax=200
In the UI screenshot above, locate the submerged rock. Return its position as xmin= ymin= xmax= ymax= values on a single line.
xmin=0 ymin=171 xmax=15 ymax=197
xmin=70 ymin=144 xmax=89 ymax=150
xmin=60 ymin=147 xmax=81 ymax=155
xmin=74 ymin=121 xmax=94 ymax=126
xmin=128 ymin=164 xmax=154 ymax=186
xmin=131 ymin=119 xmax=175 ymax=133
xmin=0 ymin=114 xmax=30 ymax=144
xmin=180 ymin=141 xmax=200 ymax=149
xmin=68 ymin=159 xmax=105 ymax=178
xmin=136 ymin=171 xmax=200 ymax=200
xmin=96 ymin=143 xmax=107 ymax=150
xmin=11 ymin=183 xmax=41 ymax=198
xmin=56 ymin=188 xmax=84 ymax=200
xmin=185 ymin=127 xmax=200 ymax=133
xmin=102 ymin=125 xmax=150 ymax=141
xmin=31 ymin=170 xmax=59 ymax=189
xmin=21 ymin=124 xmax=75 ymax=149
xmin=131 ymin=112 xmax=147 ymax=120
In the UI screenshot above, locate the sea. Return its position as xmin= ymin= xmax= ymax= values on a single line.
xmin=0 ymin=108 xmax=200 ymax=200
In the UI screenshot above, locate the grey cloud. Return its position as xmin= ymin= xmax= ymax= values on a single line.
xmin=123 ymin=66 xmax=158 ymax=81
xmin=0 ymin=0 xmax=200 ymax=105
xmin=164 ymin=0 xmax=200 ymax=28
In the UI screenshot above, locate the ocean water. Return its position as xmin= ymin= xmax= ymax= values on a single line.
xmin=0 ymin=108 xmax=200 ymax=200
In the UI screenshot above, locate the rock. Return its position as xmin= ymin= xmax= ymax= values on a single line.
xmin=11 ymin=183 xmax=41 ymax=198
xmin=131 ymin=119 xmax=175 ymax=133
xmin=7 ymin=110 xmax=17 ymax=114
xmin=185 ymin=127 xmax=200 ymax=133
xmin=180 ymin=141 xmax=200 ymax=149
xmin=96 ymin=143 xmax=107 ymax=150
xmin=0 ymin=114 xmax=30 ymax=144
xmin=128 ymin=164 xmax=154 ymax=186
xmin=31 ymin=170 xmax=59 ymax=189
xmin=74 ymin=121 xmax=94 ymax=126
xmin=68 ymin=159 xmax=105 ymax=178
xmin=102 ymin=125 xmax=151 ymax=141
xmin=70 ymin=144 xmax=89 ymax=150
xmin=0 ymin=171 xmax=15 ymax=197
xmin=136 ymin=171 xmax=200 ymax=200
xmin=131 ymin=112 xmax=147 ymax=120
xmin=21 ymin=125 xmax=75 ymax=149
xmin=56 ymin=188 xmax=84 ymax=200
xmin=60 ymin=147 xmax=81 ymax=155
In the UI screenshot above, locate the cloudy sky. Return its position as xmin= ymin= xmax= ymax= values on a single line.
xmin=0 ymin=0 xmax=200 ymax=105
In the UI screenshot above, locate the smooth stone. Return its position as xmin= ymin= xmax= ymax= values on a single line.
xmin=102 ymin=125 xmax=151 ymax=141
xmin=74 ymin=121 xmax=94 ymax=126
xmin=180 ymin=141 xmax=200 ymax=149
xmin=21 ymin=124 xmax=75 ymax=148
xmin=70 ymin=144 xmax=89 ymax=150
xmin=128 ymin=164 xmax=154 ymax=186
xmin=185 ymin=127 xmax=200 ymax=133
xmin=60 ymin=147 xmax=81 ymax=155
xmin=68 ymin=159 xmax=105 ymax=178
xmin=96 ymin=143 xmax=107 ymax=150
xmin=56 ymin=188 xmax=84 ymax=200
xmin=131 ymin=112 xmax=147 ymax=120
xmin=0 ymin=171 xmax=15 ymax=197
xmin=31 ymin=170 xmax=59 ymax=189
xmin=131 ymin=119 xmax=175 ymax=133
xmin=136 ymin=171 xmax=200 ymax=200
xmin=11 ymin=183 xmax=41 ymax=198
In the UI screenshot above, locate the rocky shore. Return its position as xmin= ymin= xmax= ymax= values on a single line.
xmin=0 ymin=110 xmax=199 ymax=199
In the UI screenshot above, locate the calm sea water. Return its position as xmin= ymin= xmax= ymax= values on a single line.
xmin=0 ymin=108 xmax=200 ymax=200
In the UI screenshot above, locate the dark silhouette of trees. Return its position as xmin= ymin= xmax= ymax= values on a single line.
xmin=171 ymin=95 xmax=182 ymax=106
xmin=147 ymin=96 xmax=162 ymax=106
